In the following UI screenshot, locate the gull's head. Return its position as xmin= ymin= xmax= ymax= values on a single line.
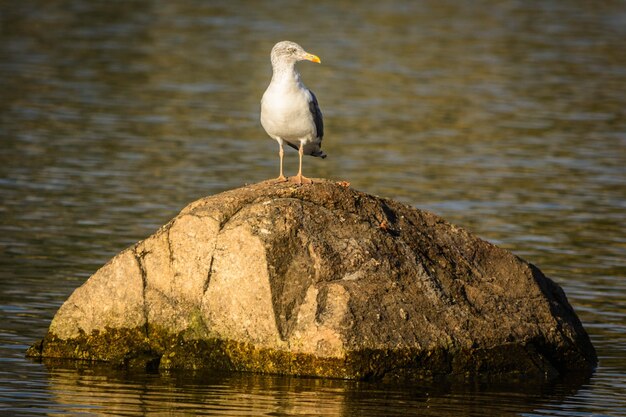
xmin=270 ymin=41 xmax=321 ymax=67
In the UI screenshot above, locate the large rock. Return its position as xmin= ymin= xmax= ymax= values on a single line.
xmin=28 ymin=180 xmax=596 ymax=379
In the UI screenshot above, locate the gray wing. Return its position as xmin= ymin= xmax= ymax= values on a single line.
xmin=308 ymin=89 xmax=324 ymax=139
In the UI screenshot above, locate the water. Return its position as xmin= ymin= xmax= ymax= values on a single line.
xmin=1 ymin=0 xmax=624 ymax=415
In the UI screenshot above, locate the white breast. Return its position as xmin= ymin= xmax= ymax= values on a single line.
xmin=261 ymin=80 xmax=316 ymax=142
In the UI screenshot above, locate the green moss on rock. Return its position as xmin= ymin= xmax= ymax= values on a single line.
xmin=28 ymin=327 xmax=568 ymax=380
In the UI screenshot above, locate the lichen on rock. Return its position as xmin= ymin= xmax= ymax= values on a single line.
xmin=27 ymin=179 xmax=597 ymax=380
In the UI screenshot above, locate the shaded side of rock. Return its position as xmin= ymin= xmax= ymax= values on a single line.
xmin=27 ymin=179 xmax=597 ymax=379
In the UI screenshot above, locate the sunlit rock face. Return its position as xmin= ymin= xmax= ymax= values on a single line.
xmin=28 ymin=180 xmax=596 ymax=380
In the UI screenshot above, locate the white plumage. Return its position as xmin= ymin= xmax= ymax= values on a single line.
xmin=261 ymin=41 xmax=325 ymax=184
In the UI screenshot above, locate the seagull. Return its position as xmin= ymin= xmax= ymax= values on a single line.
xmin=261 ymin=41 xmax=325 ymax=184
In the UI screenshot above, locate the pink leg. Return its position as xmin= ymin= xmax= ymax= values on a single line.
xmin=291 ymin=142 xmax=312 ymax=184
xmin=276 ymin=141 xmax=287 ymax=182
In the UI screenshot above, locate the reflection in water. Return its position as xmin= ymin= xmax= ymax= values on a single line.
xmin=1 ymin=0 xmax=625 ymax=416
xmin=33 ymin=362 xmax=590 ymax=417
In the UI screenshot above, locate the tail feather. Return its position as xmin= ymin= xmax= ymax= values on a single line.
xmin=285 ymin=140 xmax=327 ymax=158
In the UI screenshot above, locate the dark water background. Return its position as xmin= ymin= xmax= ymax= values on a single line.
xmin=1 ymin=0 xmax=625 ymax=415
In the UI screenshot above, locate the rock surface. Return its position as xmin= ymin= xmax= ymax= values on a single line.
xmin=28 ymin=179 xmax=597 ymax=379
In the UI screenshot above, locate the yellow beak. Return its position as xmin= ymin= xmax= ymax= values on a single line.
xmin=304 ymin=53 xmax=321 ymax=64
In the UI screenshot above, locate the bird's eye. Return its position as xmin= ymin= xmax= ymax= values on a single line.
xmin=287 ymin=47 xmax=297 ymax=54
